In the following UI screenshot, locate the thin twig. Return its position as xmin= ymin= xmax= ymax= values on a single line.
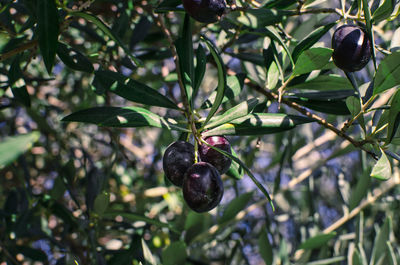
xmin=0 ymin=40 xmax=38 ymax=62
xmin=250 ymin=84 xmax=378 ymax=160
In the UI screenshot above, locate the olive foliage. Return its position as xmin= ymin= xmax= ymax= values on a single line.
xmin=0 ymin=0 xmax=400 ymax=264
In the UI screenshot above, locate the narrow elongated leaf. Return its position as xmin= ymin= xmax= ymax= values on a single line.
xmin=175 ymin=14 xmax=194 ymax=107
xmin=141 ymin=239 xmax=157 ymax=265
xmin=92 ymin=70 xmax=179 ymax=109
xmin=202 ymin=113 xmax=314 ymax=136
xmin=62 ymin=106 xmax=188 ymax=131
xmin=37 ymin=0 xmax=59 ymax=74
xmin=200 ymin=37 xmax=226 ymax=128
xmin=0 ymin=132 xmax=40 ymax=168
xmin=103 ymin=211 xmax=179 ymax=233
xmin=200 ymin=140 xmax=274 ymax=210
xmin=201 ymin=74 xmax=245 ymax=109
xmin=299 ymin=233 xmax=336 ymax=250
xmin=259 ymin=228 xmax=273 ymax=265
xmin=289 ymin=98 xmax=350 ymax=115
xmin=162 ymin=241 xmax=187 ymax=265
xmin=386 ymin=241 xmax=398 ymax=265
xmin=373 ymin=51 xmax=400 ymax=95
xmin=386 ymin=89 xmax=400 ymax=143
xmin=292 ymin=23 xmax=335 ymax=62
xmin=228 ymin=9 xmax=293 ymax=28
xmin=8 ymin=55 xmax=30 ymax=107
xmin=193 ymin=43 xmax=206 ymax=103
xmin=373 ymin=0 xmax=396 ymax=24
xmin=370 ymin=148 xmax=392 ymax=180
xmin=370 ymin=217 xmax=392 ymax=264
xmin=293 ymin=48 xmax=333 ymax=76
xmin=219 ymin=192 xmax=253 ymax=224
xmin=346 ymin=96 xmax=366 ymax=131
xmin=226 ymin=148 xmax=244 ymax=180
xmin=70 ymin=11 xmax=141 ymax=66
xmin=349 ymin=169 xmax=371 ymax=211
xmin=362 ymin=0 xmax=377 ymax=69
xmin=287 ymin=75 xmax=353 ymax=91
xmin=56 ymin=42 xmax=94 ymax=73
xmin=204 ymin=98 xmax=259 ymax=129
xmin=265 ymin=26 xmax=294 ymax=67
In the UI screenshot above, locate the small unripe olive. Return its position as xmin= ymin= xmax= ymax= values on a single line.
xmin=332 ymin=25 xmax=371 ymax=72
xmin=199 ymin=135 xmax=232 ymax=174
xmin=163 ymin=141 xmax=195 ymax=187
xmin=182 ymin=162 xmax=224 ymax=213
xmin=182 ymin=0 xmax=226 ymax=24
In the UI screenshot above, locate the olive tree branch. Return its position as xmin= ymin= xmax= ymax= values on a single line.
xmin=249 ymin=83 xmax=378 ymax=160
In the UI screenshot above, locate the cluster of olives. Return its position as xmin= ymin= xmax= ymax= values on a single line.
xmin=332 ymin=24 xmax=372 ymax=72
xmin=162 ymin=136 xmax=232 ymax=212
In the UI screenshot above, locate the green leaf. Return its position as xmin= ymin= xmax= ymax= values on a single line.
xmin=92 ymin=70 xmax=180 ymax=109
xmin=349 ymin=169 xmax=371 ymax=211
xmin=299 ymin=232 xmax=336 ymax=250
xmin=193 ymin=43 xmax=206 ymax=103
xmin=204 ymin=98 xmax=259 ymax=129
xmin=370 ymin=148 xmax=392 ymax=180
xmin=288 ymin=97 xmax=350 ymax=115
xmin=258 ymin=228 xmax=273 ymax=265
xmin=264 ymin=26 xmax=294 ymax=67
xmin=184 ymin=211 xmax=212 ymax=243
xmin=201 ymin=74 xmax=245 ymax=109
xmin=228 ymin=8 xmax=293 ymax=28
xmin=103 ymin=211 xmax=179 ymax=234
xmin=370 ymin=217 xmax=392 ymax=264
xmin=293 ymin=48 xmax=333 ymax=76
xmin=56 ymin=42 xmax=94 ymax=73
xmin=175 ymin=14 xmax=194 ymax=107
xmin=0 ymin=132 xmax=40 ymax=168
xmin=62 ymin=106 xmax=188 ymax=132
xmin=93 ymin=191 xmax=109 ymax=217
xmin=386 ymin=241 xmax=398 ymax=265
xmin=200 ymin=37 xmax=226 ymax=128
xmin=218 ymin=192 xmax=253 ymax=224
xmin=292 ymin=23 xmax=335 ymax=62
xmin=70 ymin=11 xmax=141 ymax=66
xmin=8 ymin=55 xmax=30 ymax=107
xmin=373 ymin=0 xmax=396 ymax=23
xmin=346 ymin=96 xmax=366 ymax=131
xmin=225 ymin=148 xmax=244 ymax=180
xmin=162 ymin=241 xmax=187 ymax=265
xmin=373 ymin=51 xmax=400 ymax=95
xmin=141 ymin=239 xmax=157 ymax=265
xmin=202 ymin=113 xmax=314 ymax=136
xmin=37 ymin=0 xmax=59 ymax=74
xmin=287 ymin=75 xmax=353 ymax=91
xmin=386 ymin=89 xmax=400 ymax=143
xmin=362 ymin=0 xmax=377 ymax=69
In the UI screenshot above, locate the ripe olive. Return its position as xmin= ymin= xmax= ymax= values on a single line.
xmin=332 ymin=25 xmax=371 ymax=72
xmin=199 ymin=135 xmax=232 ymax=174
xmin=182 ymin=162 xmax=224 ymax=213
xmin=163 ymin=141 xmax=195 ymax=187
xmin=182 ymin=0 xmax=226 ymax=24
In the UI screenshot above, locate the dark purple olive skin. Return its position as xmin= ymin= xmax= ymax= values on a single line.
xmin=182 ymin=162 xmax=224 ymax=213
xmin=199 ymin=135 xmax=232 ymax=174
xmin=182 ymin=0 xmax=226 ymax=24
xmin=332 ymin=25 xmax=371 ymax=72
xmin=163 ymin=141 xmax=195 ymax=187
